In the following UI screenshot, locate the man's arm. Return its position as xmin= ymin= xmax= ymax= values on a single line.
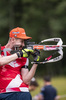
xmin=0 ymin=53 xmax=18 ymax=66
xmin=34 ymin=87 xmax=45 ymax=100
xmin=21 ymin=64 xmax=38 ymax=84
xmin=21 ymin=48 xmax=40 ymax=84
xmin=54 ymin=88 xmax=60 ymax=100
xmin=0 ymin=48 xmax=34 ymax=66
xmin=32 ymin=94 xmax=44 ymax=100
xmin=55 ymin=95 xmax=60 ymax=100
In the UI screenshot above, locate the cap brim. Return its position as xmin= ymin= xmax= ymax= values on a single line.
xmin=17 ymin=36 xmax=32 ymax=40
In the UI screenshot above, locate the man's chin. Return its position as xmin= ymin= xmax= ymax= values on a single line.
xmin=19 ymin=46 xmax=23 ymax=50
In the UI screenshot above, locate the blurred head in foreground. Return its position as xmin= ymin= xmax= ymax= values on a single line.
xmin=29 ymin=77 xmax=39 ymax=91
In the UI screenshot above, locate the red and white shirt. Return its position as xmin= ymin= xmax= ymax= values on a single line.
xmin=0 ymin=46 xmax=29 ymax=93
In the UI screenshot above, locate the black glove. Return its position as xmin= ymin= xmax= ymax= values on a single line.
xmin=16 ymin=49 xmax=34 ymax=58
xmin=32 ymin=49 xmax=40 ymax=63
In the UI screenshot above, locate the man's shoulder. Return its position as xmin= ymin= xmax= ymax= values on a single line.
xmin=41 ymin=86 xmax=45 ymax=91
xmin=52 ymin=85 xmax=57 ymax=91
xmin=1 ymin=45 xmax=5 ymax=50
xmin=1 ymin=46 xmax=5 ymax=55
xmin=47 ymin=85 xmax=57 ymax=92
xmin=44 ymin=85 xmax=56 ymax=90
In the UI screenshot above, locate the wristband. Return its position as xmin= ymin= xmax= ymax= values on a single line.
xmin=16 ymin=52 xmax=21 ymax=58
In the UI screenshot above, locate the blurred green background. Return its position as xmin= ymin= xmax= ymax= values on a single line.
xmin=0 ymin=0 xmax=66 ymax=76
xmin=31 ymin=77 xmax=66 ymax=100
xmin=0 ymin=0 xmax=66 ymax=98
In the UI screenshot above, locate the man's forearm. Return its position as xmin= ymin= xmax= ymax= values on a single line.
xmin=22 ymin=64 xmax=38 ymax=84
xmin=0 ymin=53 xmax=18 ymax=66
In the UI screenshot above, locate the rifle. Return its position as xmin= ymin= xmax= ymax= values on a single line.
xmin=26 ymin=38 xmax=66 ymax=64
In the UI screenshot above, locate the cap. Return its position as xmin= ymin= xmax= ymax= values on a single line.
xmin=9 ymin=27 xmax=32 ymax=40
xmin=31 ymin=77 xmax=36 ymax=82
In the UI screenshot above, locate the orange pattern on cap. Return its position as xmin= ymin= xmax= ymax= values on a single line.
xmin=9 ymin=27 xmax=32 ymax=39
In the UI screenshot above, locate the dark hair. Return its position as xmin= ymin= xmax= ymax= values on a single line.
xmin=30 ymin=81 xmax=39 ymax=87
xmin=44 ymin=76 xmax=51 ymax=82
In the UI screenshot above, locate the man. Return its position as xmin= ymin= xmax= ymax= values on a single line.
xmin=33 ymin=76 xmax=59 ymax=100
xmin=0 ymin=27 xmax=40 ymax=100
xmin=29 ymin=77 xmax=39 ymax=91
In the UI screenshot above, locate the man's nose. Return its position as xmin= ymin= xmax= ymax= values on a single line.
xmin=22 ymin=42 xmax=25 ymax=47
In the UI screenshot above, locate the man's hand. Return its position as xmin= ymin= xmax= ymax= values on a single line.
xmin=16 ymin=49 xmax=34 ymax=58
xmin=32 ymin=49 xmax=40 ymax=63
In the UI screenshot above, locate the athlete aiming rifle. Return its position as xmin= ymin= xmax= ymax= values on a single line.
xmin=0 ymin=27 xmax=66 ymax=100
xmin=0 ymin=27 xmax=40 ymax=100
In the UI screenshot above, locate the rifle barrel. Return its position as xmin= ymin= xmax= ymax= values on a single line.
xmin=62 ymin=45 xmax=66 ymax=47
xmin=33 ymin=45 xmax=66 ymax=50
xmin=44 ymin=45 xmax=66 ymax=47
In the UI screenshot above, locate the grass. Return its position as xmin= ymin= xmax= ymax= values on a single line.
xmin=30 ymin=77 xmax=66 ymax=100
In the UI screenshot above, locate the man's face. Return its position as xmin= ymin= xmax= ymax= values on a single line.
xmin=13 ymin=38 xmax=25 ymax=49
xmin=30 ymin=86 xmax=37 ymax=91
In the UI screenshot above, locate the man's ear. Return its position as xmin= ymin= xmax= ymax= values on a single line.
xmin=11 ymin=37 xmax=16 ymax=42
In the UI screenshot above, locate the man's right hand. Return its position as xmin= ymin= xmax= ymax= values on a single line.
xmin=32 ymin=49 xmax=40 ymax=63
xmin=16 ymin=49 xmax=34 ymax=58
